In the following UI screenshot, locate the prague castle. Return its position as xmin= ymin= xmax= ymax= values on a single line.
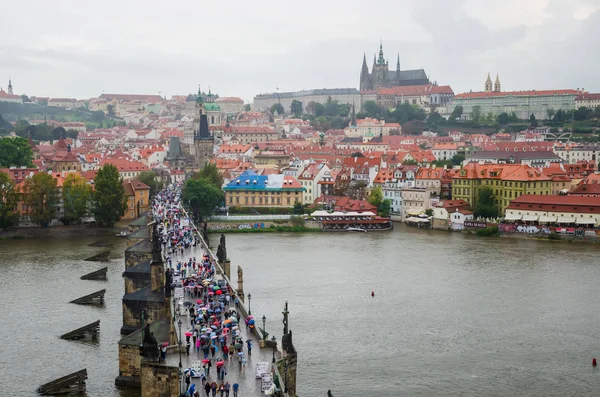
xmin=359 ymin=42 xmax=430 ymax=91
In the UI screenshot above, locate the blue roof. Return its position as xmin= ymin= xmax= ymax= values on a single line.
xmin=224 ymin=171 xmax=304 ymax=192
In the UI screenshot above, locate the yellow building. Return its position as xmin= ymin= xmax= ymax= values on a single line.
xmin=122 ymin=179 xmax=150 ymax=220
xmin=223 ymin=171 xmax=304 ymax=208
xmin=452 ymin=163 xmax=552 ymax=215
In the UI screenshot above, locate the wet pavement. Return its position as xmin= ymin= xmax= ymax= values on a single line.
xmin=165 ymin=236 xmax=273 ymax=396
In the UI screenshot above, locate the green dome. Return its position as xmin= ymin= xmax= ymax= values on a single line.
xmin=204 ymin=103 xmax=221 ymax=111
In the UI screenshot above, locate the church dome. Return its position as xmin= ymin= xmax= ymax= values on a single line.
xmin=204 ymin=103 xmax=221 ymax=111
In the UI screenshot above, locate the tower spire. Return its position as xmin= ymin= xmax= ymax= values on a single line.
xmin=351 ymin=102 xmax=357 ymax=127
xmin=396 ymin=54 xmax=400 ymax=71
xmin=485 ymin=73 xmax=492 ymax=92
xmin=7 ymin=78 xmax=13 ymax=95
xmin=494 ymin=74 xmax=501 ymax=92
xmin=377 ymin=41 xmax=385 ymax=65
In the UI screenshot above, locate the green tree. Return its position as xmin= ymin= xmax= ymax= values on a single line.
xmin=106 ymin=105 xmax=115 ymax=117
xmin=93 ymin=164 xmax=127 ymax=227
xmin=0 ymin=137 xmax=33 ymax=167
xmin=367 ymin=186 xmax=392 ymax=217
xmin=546 ymin=108 xmax=555 ymax=120
xmin=472 ymin=106 xmax=482 ymax=124
xmin=92 ymin=110 xmax=106 ymax=122
xmin=362 ymin=100 xmax=383 ymax=119
xmin=427 ymin=111 xmax=444 ymax=125
xmin=38 ymin=99 xmax=48 ymax=106
xmin=290 ymin=100 xmax=303 ymax=117
xmin=244 ymin=104 xmax=251 ymax=111
xmin=451 ymin=154 xmax=465 ymax=166
xmin=475 ymin=186 xmax=498 ymax=219
xmin=496 ymin=112 xmax=510 ymax=125
xmin=20 ymin=94 xmax=31 ymax=103
xmin=183 ymin=178 xmax=224 ymax=222
xmin=137 ymin=171 xmax=164 ymax=197
xmin=62 ymin=173 xmax=92 ymax=224
xmin=22 ymin=172 xmax=58 ymax=226
xmin=66 ymin=129 xmax=79 ymax=139
xmin=529 ymin=113 xmax=538 ymax=128
xmin=51 ymin=126 xmax=67 ymax=140
xmin=292 ymin=201 xmax=304 ymax=215
xmin=574 ymin=106 xmax=592 ymax=121
xmin=195 ymin=163 xmax=223 ymax=189
xmin=450 ymin=106 xmax=463 ymax=121
xmin=270 ymin=103 xmax=284 ymax=115
xmin=0 ymin=172 xmax=19 ymax=228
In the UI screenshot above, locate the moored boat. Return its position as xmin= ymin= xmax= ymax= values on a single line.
xmin=312 ymin=210 xmax=393 ymax=232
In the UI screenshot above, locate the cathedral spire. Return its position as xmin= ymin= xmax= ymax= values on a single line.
xmin=494 ymin=74 xmax=501 ymax=92
xmin=7 ymin=78 xmax=13 ymax=95
xmin=396 ymin=54 xmax=400 ymax=71
xmin=377 ymin=41 xmax=385 ymax=65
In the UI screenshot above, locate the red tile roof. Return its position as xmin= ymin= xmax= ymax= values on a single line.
xmin=507 ymin=194 xmax=600 ymax=214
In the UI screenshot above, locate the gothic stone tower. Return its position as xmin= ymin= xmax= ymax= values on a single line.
xmin=372 ymin=42 xmax=388 ymax=90
xmin=193 ymin=88 xmax=214 ymax=168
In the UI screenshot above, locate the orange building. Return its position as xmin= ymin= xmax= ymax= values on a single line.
xmin=122 ymin=179 xmax=150 ymax=220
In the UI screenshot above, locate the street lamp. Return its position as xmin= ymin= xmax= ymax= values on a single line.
xmin=262 ymin=315 xmax=266 ymax=341
xmin=178 ymin=319 xmax=183 ymax=396
xmin=271 ymin=335 xmax=276 ymax=363
xmin=248 ymin=293 xmax=252 ymax=315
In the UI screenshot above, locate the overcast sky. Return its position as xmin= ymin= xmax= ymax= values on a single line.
xmin=1 ymin=0 xmax=599 ymax=102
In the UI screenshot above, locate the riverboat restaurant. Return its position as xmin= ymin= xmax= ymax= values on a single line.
xmin=504 ymin=194 xmax=600 ymax=228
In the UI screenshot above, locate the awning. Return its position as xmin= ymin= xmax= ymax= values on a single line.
xmin=406 ymin=217 xmax=429 ymax=223
xmin=504 ymin=213 xmax=522 ymax=221
xmin=522 ymin=215 xmax=539 ymax=222
xmin=575 ymin=217 xmax=596 ymax=225
xmin=407 ymin=209 xmax=424 ymax=216
xmin=557 ymin=217 xmax=573 ymax=223
xmin=538 ymin=215 xmax=557 ymax=223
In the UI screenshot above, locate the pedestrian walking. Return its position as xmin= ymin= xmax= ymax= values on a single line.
xmin=246 ymin=339 xmax=252 ymax=356
xmin=219 ymin=382 xmax=225 ymax=397
xmin=204 ymin=382 xmax=211 ymax=397
xmin=232 ymin=383 xmax=239 ymax=397
xmin=210 ymin=381 xmax=217 ymax=397
xmin=224 ymin=382 xmax=230 ymax=397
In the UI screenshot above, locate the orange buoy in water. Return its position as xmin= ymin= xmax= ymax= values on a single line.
xmin=593 ymin=358 xmax=597 ymax=367
xmin=371 ymin=291 xmax=375 ymax=297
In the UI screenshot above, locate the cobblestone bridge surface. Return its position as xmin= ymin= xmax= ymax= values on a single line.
xmin=165 ymin=235 xmax=273 ymax=396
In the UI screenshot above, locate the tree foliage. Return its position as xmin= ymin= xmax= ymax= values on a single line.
xmin=0 ymin=136 xmax=33 ymax=167
xmin=290 ymin=100 xmax=303 ymax=117
xmin=62 ymin=173 xmax=92 ymax=224
xmin=475 ymin=186 xmax=498 ymax=219
xmin=244 ymin=104 xmax=251 ymax=111
xmin=22 ymin=172 xmax=58 ymax=226
xmin=195 ymin=163 xmax=223 ymax=189
xmin=496 ymin=112 xmax=510 ymax=125
xmin=450 ymin=106 xmax=463 ymax=121
xmin=529 ymin=113 xmax=538 ymax=128
xmin=471 ymin=106 xmax=482 ymax=124
xmin=367 ymin=186 xmax=391 ymax=217
xmin=93 ymin=164 xmax=127 ymax=227
xmin=183 ymin=178 xmax=224 ymax=222
xmin=270 ymin=103 xmax=284 ymax=116
xmin=137 ymin=171 xmax=164 ymax=197
xmin=51 ymin=126 xmax=67 ymax=140
xmin=0 ymin=172 xmax=19 ymax=228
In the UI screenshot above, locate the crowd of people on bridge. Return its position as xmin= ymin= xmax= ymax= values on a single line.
xmin=152 ymin=183 xmax=253 ymax=397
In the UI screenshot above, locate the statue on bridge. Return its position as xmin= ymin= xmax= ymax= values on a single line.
xmin=216 ymin=233 xmax=227 ymax=264
xmin=282 ymin=301 xmax=289 ymax=335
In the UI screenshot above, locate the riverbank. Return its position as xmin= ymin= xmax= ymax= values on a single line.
xmin=0 ymin=225 xmax=116 ymax=239
xmin=208 ymin=226 xmax=321 ymax=234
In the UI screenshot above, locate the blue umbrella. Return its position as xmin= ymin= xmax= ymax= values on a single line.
xmin=184 ymin=368 xmax=198 ymax=376
xmin=211 ymin=325 xmax=218 ymax=330
xmin=248 ymin=319 xmax=255 ymax=326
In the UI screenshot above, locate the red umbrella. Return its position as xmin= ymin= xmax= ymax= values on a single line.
xmin=196 ymin=300 xmax=202 ymax=304
xmin=216 ymin=361 xmax=225 ymax=367
xmin=185 ymin=332 xmax=192 ymax=337
xmin=161 ymin=342 xmax=169 ymax=347
xmin=213 ymin=321 xmax=220 ymax=326
xmin=202 ymin=359 xmax=210 ymax=364
xmin=216 ymin=290 xmax=223 ymax=295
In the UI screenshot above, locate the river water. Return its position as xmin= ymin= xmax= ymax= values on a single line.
xmin=1 ymin=227 xmax=600 ymax=396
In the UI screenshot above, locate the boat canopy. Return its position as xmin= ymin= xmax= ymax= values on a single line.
xmin=522 ymin=215 xmax=539 ymax=222
xmin=504 ymin=213 xmax=522 ymax=221
xmin=556 ymin=217 xmax=572 ymax=223
xmin=575 ymin=217 xmax=596 ymax=225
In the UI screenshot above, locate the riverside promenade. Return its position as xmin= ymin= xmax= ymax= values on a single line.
xmin=164 ymin=211 xmax=278 ymax=396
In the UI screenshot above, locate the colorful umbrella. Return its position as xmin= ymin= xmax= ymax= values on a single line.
xmin=216 ymin=290 xmax=223 ymax=295
xmin=184 ymin=368 xmax=198 ymax=376
xmin=202 ymin=359 xmax=210 ymax=364
xmin=216 ymin=361 xmax=225 ymax=367
xmin=185 ymin=332 xmax=192 ymax=337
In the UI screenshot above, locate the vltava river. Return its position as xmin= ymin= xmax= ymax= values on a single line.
xmin=1 ymin=226 xmax=599 ymax=396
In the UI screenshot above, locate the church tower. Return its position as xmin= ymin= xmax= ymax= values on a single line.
xmin=372 ymin=42 xmax=389 ymax=90
xmin=359 ymin=53 xmax=370 ymax=91
xmin=484 ymin=73 xmax=493 ymax=92
xmin=7 ymin=79 xmax=13 ymax=95
xmin=193 ymin=87 xmax=214 ymax=169
xmin=494 ymin=74 xmax=501 ymax=92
